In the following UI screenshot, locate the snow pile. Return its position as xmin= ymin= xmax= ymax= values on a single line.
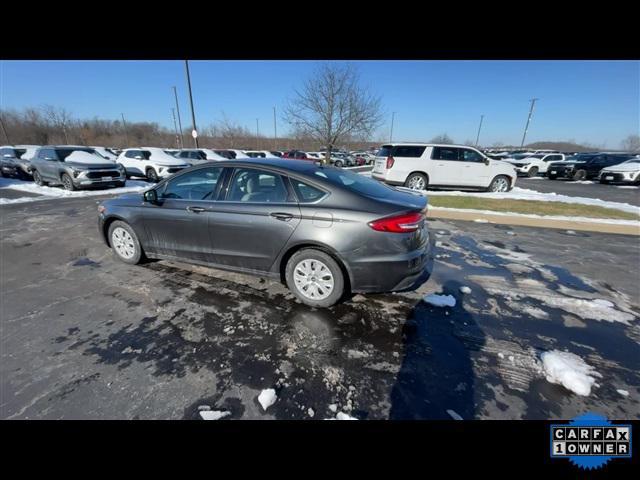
xmin=459 ymin=286 xmax=472 ymax=294
xmin=617 ymin=389 xmax=629 ymax=397
xmin=258 ymin=388 xmax=277 ymax=411
xmin=527 ymin=295 xmax=634 ymax=325
xmin=423 ymin=294 xmax=456 ymax=308
xmin=199 ymin=410 xmax=231 ymax=420
xmin=540 ymin=351 xmax=601 ymax=396
xmin=473 ymin=219 xmax=489 ymax=223
xmin=335 ymin=412 xmax=358 ymax=420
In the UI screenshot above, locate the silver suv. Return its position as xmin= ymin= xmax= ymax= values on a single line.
xmin=30 ymin=146 xmax=126 ymax=191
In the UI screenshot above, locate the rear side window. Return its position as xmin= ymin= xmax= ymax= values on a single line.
xmin=291 ymin=179 xmax=326 ymax=203
xmin=431 ymin=147 xmax=460 ymax=161
xmin=392 ymin=146 xmax=426 ymax=158
xmin=377 ymin=146 xmax=392 ymax=157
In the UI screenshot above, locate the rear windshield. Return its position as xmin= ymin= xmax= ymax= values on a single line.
xmin=313 ymin=168 xmax=392 ymax=199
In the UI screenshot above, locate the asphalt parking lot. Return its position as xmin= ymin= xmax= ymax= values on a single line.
xmin=1 ymin=194 xmax=638 ymax=420
xmin=517 ymin=177 xmax=640 ymax=206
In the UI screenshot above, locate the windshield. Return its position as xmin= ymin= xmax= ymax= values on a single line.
xmin=14 ymin=149 xmax=27 ymax=158
xmin=55 ymin=148 xmax=95 ymax=161
xmin=313 ymin=167 xmax=393 ymax=199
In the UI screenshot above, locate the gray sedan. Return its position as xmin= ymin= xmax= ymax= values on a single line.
xmin=98 ymin=159 xmax=434 ymax=307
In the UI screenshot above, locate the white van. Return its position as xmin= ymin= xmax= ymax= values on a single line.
xmin=371 ymin=143 xmax=517 ymax=192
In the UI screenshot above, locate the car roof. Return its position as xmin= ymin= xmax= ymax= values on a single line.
xmin=380 ymin=143 xmax=480 ymax=149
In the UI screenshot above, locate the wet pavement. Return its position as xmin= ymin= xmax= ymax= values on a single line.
xmin=1 ymin=195 xmax=639 ymax=419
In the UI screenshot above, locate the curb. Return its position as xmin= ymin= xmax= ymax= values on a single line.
xmin=427 ymin=209 xmax=640 ymax=236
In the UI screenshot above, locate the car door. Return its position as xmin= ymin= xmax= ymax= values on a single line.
xmin=429 ymin=146 xmax=461 ymax=185
xmin=141 ymin=166 xmax=226 ymax=262
xmin=206 ymin=166 xmax=302 ymax=272
xmin=458 ymin=148 xmax=491 ymax=186
xmin=121 ymin=150 xmax=145 ymax=175
xmin=38 ymin=148 xmax=61 ymax=180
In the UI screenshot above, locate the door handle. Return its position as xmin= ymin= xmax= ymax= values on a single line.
xmin=270 ymin=212 xmax=293 ymax=221
xmin=186 ymin=206 xmax=206 ymax=213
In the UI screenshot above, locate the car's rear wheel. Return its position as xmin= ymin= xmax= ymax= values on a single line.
xmin=285 ymin=249 xmax=345 ymax=308
xmin=405 ymin=172 xmax=428 ymax=191
xmin=33 ymin=170 xmax=47 ymax=186
xmin=488 ymin=175 xmax=511 ymax=192
xmin=334 ymin=160 xmax=343 ymax=168
xmin=108 ymin=220 xmax=143 ymax=265
xmin=146 ymin=167 xmax=159 ymax=182
xmin=527 ymin=167 xmax=538 ymax=177
xmin=573 ymin=169 xmax=587 ymax=181
xmin=61 ymin=173 xmax=76 ymax=191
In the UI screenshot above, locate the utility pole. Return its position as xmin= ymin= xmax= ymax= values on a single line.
xmin=121 ymin=113 xmax=129 ymax=147
xmin=520 ymin=98 xmax=538 ymax=147
xmin=171 ymin=108 xmax=180 ymax=148
xmin=389 ymin=112 xmax=396 ymax=142
xmin=475 ymin=114 xmax=484 ymax=147
xmin=273 ymin=106 xmax=277 ymax=150
xmin=256 ymin=118 xmax=260 ymax=150
xmin=172 ymin=86 xmax=185 ymax=148
xmin=184 ymin=60 xmax=199 ymax=148
xmin=0 ymin=114 xmax=10 ymax=144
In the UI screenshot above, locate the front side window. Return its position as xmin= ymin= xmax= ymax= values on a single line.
xmin=291 ymin=179 xmax=326 ymax=203
xmin=461 ymin=149 xmax=484 ymax=162
xmin=432 ymin=147 xmax=460 ymax=161
xmin=161 ymin=167 xmax=223 ymax=200
xmin=227 ymin=168 xmax=289 ymax=203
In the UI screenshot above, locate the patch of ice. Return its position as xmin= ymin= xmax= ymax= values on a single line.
xmin=336 ymin=412 xmax=358 ymax=420
xmin=446 ymin=409 xmax=463 ymax=420
xmin=617 ymin=389 xmax=629 ymax=397
xmin=540 ymin=350 xmax=601 ymax=396
xmin=423 ymin=294 xmax=456 ymax=307
xmin=258 ymin=388 xmax=277 ymax=411
xmin=530 ymin=295 xmax=634 ymax=325
xmin=459 ymin=286 xmax=472 ymax=294
xmin=506 ymin=231 xmax=516 ymax=236
xmin=199 ymin=410 xmax=231 ymax=420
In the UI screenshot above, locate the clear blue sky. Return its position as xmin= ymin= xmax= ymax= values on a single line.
xmin=1 ymin=60 xmax=638 ymax=147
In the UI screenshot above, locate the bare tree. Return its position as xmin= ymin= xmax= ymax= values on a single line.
xmin=429 ymin=134 xmax=454 ymax=144
xmin=621 ymin=134 xmax=640 ymax=152
xmin=284 ymin=63 xmax=384 ymax=163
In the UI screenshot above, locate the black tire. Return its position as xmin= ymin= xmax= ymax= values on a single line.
xmin=488 ymin=175 xmax=512 ymax=192
xmin=32 ymin=170 xmax=47 ymax=186
xmin=404 ymin=172 xmax=428 ymax=191
xmin=527 ymin=166 xmax=538 ymax=177
xmin=108 ymin=220 xmax=144 ymax=265
xmin=548 ymin=174 xmax=557 ymax=180
xmin=334 ymin=160 xmax=343 ymax=168
xmin=61 ymin=173 xmax=76 ymax=191
xmin=573 ymin=169 xmax=587 ymax=181
xmin=146 ymin=167 xmax=159 ymax=182
xmin=599 ymin=178 xmax=608 ymax=184
xmin=285 ymin=248 xmax=345 ymax=308
xmin=117 ymin=163 xmax=129 ymax=179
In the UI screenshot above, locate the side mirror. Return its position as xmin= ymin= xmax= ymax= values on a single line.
xmin=143 ymin=189 xmax=158 ymax=203
xmin=484 ymin=158 xmax=490 ymax=165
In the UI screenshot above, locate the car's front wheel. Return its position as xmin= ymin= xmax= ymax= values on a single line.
xmin=285 ymin=249 xmax=345 ymax=308
xmin=334 ymin=160 xmax=343 ymax=168
xmin=488 ymin=175 xmax=511 ymax=192
xmin=108 ymin=220 xmax=143 ymax=265
xmin=573 ymin=169 xmax=587 ymax=181
xmin=61 ymin=173 xmax=76 ymax=191
xmin=146 ymin=167 xmax=159 ymax=182
xmin=527 ymin=167 xmax=538 ymax=177
xmin=405 ymin=172 xmax=428 ymax=191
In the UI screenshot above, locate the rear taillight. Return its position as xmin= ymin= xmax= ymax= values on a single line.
xmin=386 ymin=156 xmax=395 ymax=169
xmin=368 ymin=212 xmax=424 ymax=233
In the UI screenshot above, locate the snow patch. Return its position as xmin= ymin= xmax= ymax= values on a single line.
xmin=459 ymin=286 xmax=472 ymax=294
xmin=199 ymin=410 xmax=231 ymax=420
xmin=540 ymin=351 xmax=601 ymax=396
xmin=258 ymin=388 xmax=277 ymax=411
xmin=423 ymin=294 xmax=456 ymax=308
xmin=616 ymin=389 xmax=629 ymax=397
xmin=473 ymin=219 xmax=490 ymax=223
xmin=336 ymin=412 xmax=358 ymax=420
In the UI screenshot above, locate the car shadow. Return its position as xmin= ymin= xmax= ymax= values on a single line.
xmin=389 ymin=279 xmax=486 ymax=420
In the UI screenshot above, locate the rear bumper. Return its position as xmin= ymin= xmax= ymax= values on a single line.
xmin=348 ymin=232 xmax=435 ymax=293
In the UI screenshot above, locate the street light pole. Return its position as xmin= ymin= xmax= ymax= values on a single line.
xmin=256 ymin=118 xmax=259 ymax=150
xmin=520 ymin=98 xmax=538 ymax=148
xmin=173 ymin=86 xmax=185 ymax=148
xmin=475 ymin=114 xmax=484 ymax=147
xmin=121 ymin=113 xmax=129 ymax=147
xmin=171 ymin=108 xmax=180 ymax=148
xmin=273 ymin=106 xmax=277 ymax=150
xmin=184 ymin=60 xmax=199 ymax=148
xmin=389 ymin=112 xmax=396 ymax=142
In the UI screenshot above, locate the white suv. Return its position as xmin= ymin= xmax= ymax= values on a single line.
xmin=117 ymin=147 xmax=190 ymax=182
xmin=504 ymin=152 xmax=565 ymax=176
xmin=372 ymin=143 xmax=517 ymax=192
